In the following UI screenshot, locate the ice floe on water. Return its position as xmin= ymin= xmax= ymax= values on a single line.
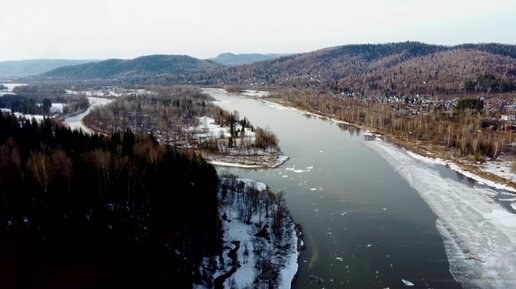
xmin=285 ymin=165 xmax=313 ymax=174
xmin=368 ymin=141 xmax=516 ymax=289
xmin=241 ymin=90 xmax=271 ymax=98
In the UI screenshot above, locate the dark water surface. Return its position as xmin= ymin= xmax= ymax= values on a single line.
xmin=205 ymin=88 xmax=462 ymax=289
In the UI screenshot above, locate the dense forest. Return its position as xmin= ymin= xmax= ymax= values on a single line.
xmin=0 ymin=113 xmax=220 ymax=289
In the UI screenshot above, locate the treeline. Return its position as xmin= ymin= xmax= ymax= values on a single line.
xmin=0 ymin=113 xmax=220 ymax=288
xmin=0 ymin=94 xmax=52 ymax=115
xmin=276 ymin=89 xmax=515 ymax=160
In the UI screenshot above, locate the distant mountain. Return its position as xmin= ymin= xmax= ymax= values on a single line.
xmin=192 ymin=42 xmax=516 ymax=95
xmin=43 ymin=55 xmax=222 ymax=80
xmin=210 ymin=52 xmax=290 ymax=66
xmin=0 ymin=59 xmax=94 ymax=77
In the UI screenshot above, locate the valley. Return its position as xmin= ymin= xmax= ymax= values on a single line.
xmin=0 ymin=41 xmax=515 ymax=289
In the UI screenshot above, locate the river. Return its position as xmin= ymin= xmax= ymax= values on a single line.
xmin=63 ymin=97 xmax=113 ymax=134
xmin=204 ymin=88 xmax=516 ymax=289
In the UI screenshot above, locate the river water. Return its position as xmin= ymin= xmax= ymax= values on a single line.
xmin=204 ymin=88 xmax=467 ymax=289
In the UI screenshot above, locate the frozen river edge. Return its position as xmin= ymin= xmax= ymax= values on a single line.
xmin=367 ymin=140 xmax=516 ymax=289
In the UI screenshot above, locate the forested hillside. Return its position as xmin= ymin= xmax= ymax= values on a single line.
xmin=187 ymin=42 xmax=516 ymax=96
xmin=0 ymin=114 xmax=220 ymax=289
xmin=340 ymin=49 xmax=516 ymax=96
xmin=36 ymin=42 xmax=516 ymax=98
xmin=43 ymin=55 xmax=221 ymax=80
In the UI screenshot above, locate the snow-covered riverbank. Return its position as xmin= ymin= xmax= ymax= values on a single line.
xmin=196 ymin=178 xmax=300 ymax=289
xmin=367 ymin=140 xmax=516 ymax=289
xmin=63 ymin=97 xmax=113 ymax=134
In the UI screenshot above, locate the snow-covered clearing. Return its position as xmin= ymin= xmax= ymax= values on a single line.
xmin=190 ymin=116 xmax=256 ymax=140
xmin=478 ymin=158 xmax=516 ymax=184
xmin=368 ymin=140 xmax=516 ymax=289
xmin=63 ymin=97 xmax=113 ymax=134
xmin=197 ymin=178 xmax=300 ymax=289
xmin=50 ymin=103 xmax=65 ymax=114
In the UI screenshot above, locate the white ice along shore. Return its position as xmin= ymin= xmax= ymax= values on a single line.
xmin=367 ymin=140 xmax=516 ymax=289
xmin=196 ymin=178 xmax=300 ymax=289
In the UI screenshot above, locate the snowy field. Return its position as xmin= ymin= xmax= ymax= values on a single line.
xmin=197 ymin=178 xmax=299 ymax=289
xmin=368 ymin=140 xmax=516 ymax=289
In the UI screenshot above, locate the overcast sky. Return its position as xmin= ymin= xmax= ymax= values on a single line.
xmin=1 ymin=0 xmax=515 ymax=61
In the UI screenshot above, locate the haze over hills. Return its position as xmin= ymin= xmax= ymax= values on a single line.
xmin=0 ymin=59 xmax=94 ymax=77
xmin=43 ymin=55 xmax=222 ymax=80
xmin=210 ymin=52 xmax=290 ymax=66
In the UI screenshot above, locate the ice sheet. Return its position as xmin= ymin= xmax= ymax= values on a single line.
xmin=368 ymin=141 xmax=516 ymax=288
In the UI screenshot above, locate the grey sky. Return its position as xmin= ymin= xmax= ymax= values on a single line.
xmin=2 ymin=0 xmax=515 ymax=61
